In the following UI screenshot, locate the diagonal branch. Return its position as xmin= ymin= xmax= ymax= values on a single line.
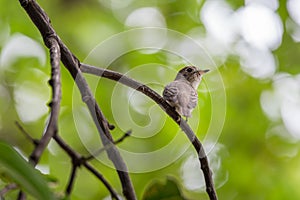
xmin=80 ymin=63 xmax=218 ymax=200
xmin=57 ymin=17 xmax=137 ymax=200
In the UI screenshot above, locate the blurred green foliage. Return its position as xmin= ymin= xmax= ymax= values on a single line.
xmin=142 ymin=177 xmax=187 ymax=200
xmin=0 ymin=141 xmax=55 ymax=200
xmin=0 ymin=0 xmax=300 ymax=199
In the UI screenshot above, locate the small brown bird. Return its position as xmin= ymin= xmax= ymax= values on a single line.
xmin=163 ymin=66 xmax=209 ymax=119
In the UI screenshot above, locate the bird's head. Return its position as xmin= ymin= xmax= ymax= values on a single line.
xmin=175 ymin=66 xmax=209 ymax=89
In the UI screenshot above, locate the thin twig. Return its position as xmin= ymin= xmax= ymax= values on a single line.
xmin=83 ymin=163 xmax=120 ymax=200
xmin=84 ymin=130 xmax=132 ymax=161
xmin=29 ymin=37 xmax=61 ymax=166
xmin=18 ymin=1 xmax=136 ymax=199
xmin=80 ymin=63 xmax=218 ymax=199
xmin=66 ymin=164 xmax=78 ymax=196
xmin=15 ymin=121 xmax=39 ymax=146
xmin=114 ymin=130 xmax=132 ymax=144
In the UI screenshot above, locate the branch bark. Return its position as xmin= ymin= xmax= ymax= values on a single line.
xmin=28 ymin=37 xmax=61 ymax=166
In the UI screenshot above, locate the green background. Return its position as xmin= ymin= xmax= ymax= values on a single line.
xmin=0 ymin=0 xmax=300 ymax=199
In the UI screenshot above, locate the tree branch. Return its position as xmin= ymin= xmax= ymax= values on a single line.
xmin=80 ymin=63 xmax=218 ymax=199
xmin=28 ymin=37 xmax=61 ymax=166
xmin=66 ymin=162 xmax=78 ymax=196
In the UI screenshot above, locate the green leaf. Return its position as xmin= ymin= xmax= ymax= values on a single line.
xmin=142 ymin=177 xmax=187 ymax=200
xmin=0 ymin=141 xmax=55 ymax=200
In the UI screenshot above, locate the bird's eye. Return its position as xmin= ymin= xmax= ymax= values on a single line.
xmin=186 ymin=68 xmax=193 ymax=73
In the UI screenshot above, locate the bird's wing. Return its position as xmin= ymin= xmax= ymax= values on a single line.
xmin=163 ymin=83 xmax=179 ymax=105
xmin=187 ymin=89 xmax=198 ymax=109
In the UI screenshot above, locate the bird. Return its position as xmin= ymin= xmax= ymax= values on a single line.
xmin=163 ymin=66 xmax=209 ymax=120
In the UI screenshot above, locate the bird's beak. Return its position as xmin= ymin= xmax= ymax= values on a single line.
xmin=199 ymin=69 xmax=210 ymax=75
